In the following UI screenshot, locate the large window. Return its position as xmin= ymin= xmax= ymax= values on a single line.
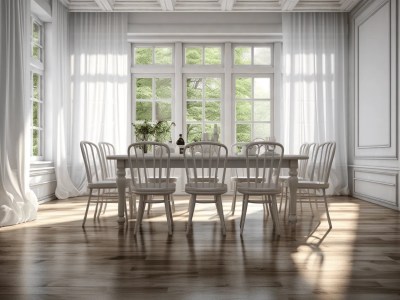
xmin=131 ymin=43 xmax=277 ymax=144
xmin=31 ymin=17 xmax=44 ymax=158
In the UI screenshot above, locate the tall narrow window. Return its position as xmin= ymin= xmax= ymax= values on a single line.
xmin=185 ymin=76 xmax=223 ymax=143
xmin=31 ymin=73 xmax=44 ymax=156
xmin=31 ymin=17 xmax=44 ymax=158
xmin=234 ymin=76 xmax=272 ymax=142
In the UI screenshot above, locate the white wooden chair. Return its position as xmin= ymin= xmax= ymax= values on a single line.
xmin=98 ymin=142 xmax=135 ymax=218
xmin=237 ymin=142 xmax=284 ymax=235
xmin=230 ymin=142 xmax=263 ymax=215
xmin=184 ymin=142 xmax=228 ymax=235
xmin=279 ymin=143 xmax=317 ymax=215
xmin=80 ymin=141 xmax=128 ymax=227
xmin=295 ymin=142 xmax=336 ymax=228
xmin=128 ymin=142 xmax=176 ymax=235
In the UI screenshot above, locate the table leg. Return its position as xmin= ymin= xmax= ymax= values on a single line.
xmin=116 ymin=161 xmax=127 ymax=225
xmin=288 ymin=160 xmax=298 ymax=224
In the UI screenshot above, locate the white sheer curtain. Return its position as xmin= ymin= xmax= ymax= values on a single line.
xmin=68 ymin=13 xmax=129 ymax=194
xmin=46 ymin=0 xmax=80 ymax=199
xmin=281 ymin=13 xmax=349 ymax=195
xmin=0 ymin=0 xmax=38 ymax=226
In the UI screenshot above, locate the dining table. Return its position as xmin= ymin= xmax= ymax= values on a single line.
xmin=107 ymin=154 xmax=308 ymax=226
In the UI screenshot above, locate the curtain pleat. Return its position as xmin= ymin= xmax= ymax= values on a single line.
xmin=0 ymin=0 xmax=38 ymax=226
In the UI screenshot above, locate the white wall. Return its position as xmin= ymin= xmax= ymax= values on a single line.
xmin=127 ymin=12 xmax=282 ymax=43
xmin=348 ymin=0 xmax=399 ymax=210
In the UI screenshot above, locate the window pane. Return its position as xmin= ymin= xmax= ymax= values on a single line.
xmin=155 ymin=47 xmax=172 ymax=64
xmin=236 ymin=101 xmax=252 ymax=121
xmin=254 ymin=78 xmax=270 ymax=99
xmin=205 ymin=102 xmax=220 ymax=122
xmin=186 ymin=101 xmax=202 ymax=122
xmin=205 ymin=78 xmax=221 ymax=99
xmin=156 ymin=101 xmax=171 ymax=121
xmin=136 ymin=78 xmax=152 ymax=99
xmin=32 ymin=129 xmax=39 ymax=156
xmin=156 ymin=78 xmax=171 ymax=99
xmin=236 ymin=124 xmax=251 ymax=143
xmin=254 ymin=47 xmax=271 ymax=65
xmin=136 ymin=101 xmax=152 ymax=121
xmin=205 ymin=47 xmax=221 ymax=65
xmin=234 ymin=47 xmax=251 ymax=65
xmin=254 ymin=101 xmax=270 ymax=122
xmin=187 ymin=78 xmax=202 ymax=99
xmin=33 ymin=22 xmax=40 ymax=44
xmin=235 ymin=77 xmax=252 ymax=99
xmin=32 ymin=45 xmax=40 ymax=61
xmin=254 ymin=123 xmax=270 ymax=140
xmin=187 ymin=124 xmax=202 ymax=143
xmin=33 ymin=102 xmax=39 ymax=127
xmin=135 ymin=47 xmax=153 ymax=65
xmin=32 ymin=73 xmax=40 ymax=100
xmin=205 ymin=124 xmax=221 ymax=142
xmin=185 ymin=47 xmax=202 ymax=65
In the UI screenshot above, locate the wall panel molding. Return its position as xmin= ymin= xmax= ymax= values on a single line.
xmin=354 ymin=0 xmax=397 ymax=159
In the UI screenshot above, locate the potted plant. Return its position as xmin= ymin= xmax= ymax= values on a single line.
xmin=132 ymin=120 xmax=175 ymax=153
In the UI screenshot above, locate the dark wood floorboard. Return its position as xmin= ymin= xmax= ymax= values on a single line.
xmin=0 ymin=196 xmax=400 ymax=299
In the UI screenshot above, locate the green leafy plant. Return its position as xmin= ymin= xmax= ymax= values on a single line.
xmin=132 ymin=120 xmax=175 ymax=143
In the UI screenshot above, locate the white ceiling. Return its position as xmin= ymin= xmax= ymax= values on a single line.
xmin=61 ymin=0 xmax=362 ymax=12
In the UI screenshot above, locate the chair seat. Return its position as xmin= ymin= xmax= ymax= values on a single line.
xmin=132 ymin=182 xmax=176 ymax=195
xmin=185 ymin=183 xmax=227 ymax=195
xmin=88 ymin=181 xmax=117 ymax=189
xmin=231 ymin=176 xmax=263 ymax=183
xmin=148 ymin=177 xmax=178 ymax=183
xmin=237 ymin=182 xmax=281 ymax=195
xmin=297 ymin=180 xmax=329 ymax=189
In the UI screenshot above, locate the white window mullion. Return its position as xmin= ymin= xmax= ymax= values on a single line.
xmin=224 ymin=42 xmax=232 ymax=148
xmin=174 ymin=42 xmax=183 ymax=141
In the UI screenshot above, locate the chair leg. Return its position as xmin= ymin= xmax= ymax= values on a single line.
xmin=164 ymin=195 xmax=173 ymax=235
xmin=187 ymin=195 xmax=196 ymax=234
xmin=240 ymin=194 xmax=249 ymax=235
xmin=323 ymin=190 xmax=332 ymax=228
xmin=134 ymin=196 xmax=146 ymax=236
xmin=170 ymin=194 xmax=176 ymax=213
xmin=231 ymin=181 xmax=237 ymax=215
xmin=94 ymin=190 xmax=101 ymax=220
xmin=279 ymin=183 xmax=284 ymax=212
xmin=147 ymin=202 xmax=152 ymax=215
xmin=215 ymin=195 xmax=226 ymax=236
xmin=270 ymin=195 xmax=281 ymax=236
xmin=82 ymin=189 xmax=93 ymax=227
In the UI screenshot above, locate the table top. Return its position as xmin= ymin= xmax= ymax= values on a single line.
xmin=107 ymin=154 xmax=308 ymax=160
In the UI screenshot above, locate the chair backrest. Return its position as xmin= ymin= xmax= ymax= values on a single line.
xmin=98 ymin=142 xmax=116 ymax=179
xmin=128 ymin=142 xmax=171 ymax=187
xmin=80 ymin=141 xmax=104 ymax=184
xmin=244 ymin=142 xmax=284 ymax=188
xmin=184 ymin=142 xmax=228 ymax=186
xmin=309 ymin=142 xmax=336 ymax=184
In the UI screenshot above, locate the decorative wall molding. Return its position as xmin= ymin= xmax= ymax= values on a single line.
xmin=353 ymin=168 xmax=398 ymax=207
xmin=354 ymin=0 xmax=397 ymax=159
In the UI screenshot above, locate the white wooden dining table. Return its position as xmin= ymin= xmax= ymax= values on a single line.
xmin=107 ymin=154 xmax=308 ymax=226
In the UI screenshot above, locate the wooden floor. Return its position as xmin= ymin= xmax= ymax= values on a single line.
xmin=1 ymin=196 xmax=400 ymax=299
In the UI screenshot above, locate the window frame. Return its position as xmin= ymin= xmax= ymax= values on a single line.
xmin=183 ymin=44 xmax=224 ymax=67
xmin=132 ymin=44 xmax=175 ymax=67
xmin=183 ymin=74 xmax=224 ymax=143
xmin=232 ymin=44 xmax=274 ymax=67
xmin=132 ymin=74 xmax=175 ymax=139
xmin=233 ymin=74 xmax=274 ymax=143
